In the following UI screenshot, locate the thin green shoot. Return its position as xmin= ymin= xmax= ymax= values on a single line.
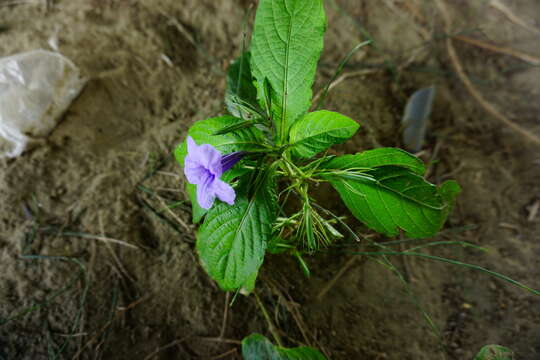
xmin=365 ymin=234 xmax=447 ymax=351
xmin=349 ymin=250 xmax=540 ymax=297
xmin=253 ymin=292 xmax=283 ymax=347
xmin=139 ymin=152 xmax=173 ymax=184
xmin=405 ymin=240 xmax=486 ymax=253
xmin=294 ymin=252 xmax=311 ymax=277
xmin=315 ymin=40 xmax=372 ymax=110
xmin=137 ymin=197 xmax=185 ymax=236
xmin=378 ymin=225 xmax=478 ymax=247
xmin=312 ymin=202 xmax=363 ymax=244
xmin=236 ymin=5 xmax=255 ymax=121
xmin=369 ymin=255 xmax=445 ymax=350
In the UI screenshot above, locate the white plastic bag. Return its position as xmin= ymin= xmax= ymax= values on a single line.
xmin=0 ymin=50 xmax=85 ymax=158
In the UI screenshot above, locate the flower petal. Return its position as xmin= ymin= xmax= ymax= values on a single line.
xmin=197 ymin=177 xmax=216 ymax=210
xmin=187 ymin=136 xmax=198 ymax=154
xmin=186 ymin=137 xmax=223 ymax=177
xmin=221 ymin=151 xmax=245 ymax=173
xmin=198 ymin=144 xmax=223 ymax=177
xmin=184 ymin=157 xmax=209 ymax=185
xmin=211 ymin=178 xmax=236 ymax=205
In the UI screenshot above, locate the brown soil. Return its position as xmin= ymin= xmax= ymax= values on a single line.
xmin=0 ymin=0 xmax=539 ymax=359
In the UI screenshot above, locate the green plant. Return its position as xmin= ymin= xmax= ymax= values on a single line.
xmin=474 ymin=345 xmax=514 ymax=360
xmin=175 ymin=0 xmax=459 ymax=293
xmin=242 ymin=333 xmax=325 ymax=360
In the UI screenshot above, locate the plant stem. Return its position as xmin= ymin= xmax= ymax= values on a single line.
xmin=254 ymin=292 xmax=283 ymax=347
xmin=351 ymin=251 xmax=540 ymax=297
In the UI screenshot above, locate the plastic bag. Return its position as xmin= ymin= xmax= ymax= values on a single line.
xmin=0 ymin=50 xmax=85 ymax=158
xmin=402 ymin=86 xmax=436 ymax=153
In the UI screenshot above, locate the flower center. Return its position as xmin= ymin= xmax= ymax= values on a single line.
xmin=204 ymin=168 xmax=216 ymax=183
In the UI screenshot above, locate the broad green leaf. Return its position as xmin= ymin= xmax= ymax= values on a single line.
xmin=323 ymin=165 xmax=460 ymax=238
xmin=174 ymin=116 xmax=266 ymax=222
xmin=225 ymin=52 xmax=260 ymax=119
xmin=182 ymin=168 xmax=250 ymax=224
xmin=175 ymin=115 xmax=266 ymax=165
xmin=197 ymin=167 xmax=278 ymax=291
xmin=251 ymin=0 xmax=327 ymax=144
xmin=474 ymin=345 xmax=514 ymax=360
xmin=242 ymin=333 xmax=326 ymax=360
xmin=240 ymin=268 xmax=259 ymax=294
xmin=212 ymin=119 xmax=257 ymax=136
xmin=289 ymin=110 xmax=359 ymax=158
xmin=322 ymin=148 xmax=426 ymax=175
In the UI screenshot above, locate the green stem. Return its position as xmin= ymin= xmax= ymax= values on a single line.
xmin=351 ymin=251 xmax=540 ymax=297
xmin=254 ymin=292 xmax=283 ymax=347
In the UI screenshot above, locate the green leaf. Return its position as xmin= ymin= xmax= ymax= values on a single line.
xmin=175 ymin=116 xmax=266 ymax=166
xmin=212 ymin=119 xmax=257 ymax=136
xmin=174 ymin=116 xmax=266 ymax=222
xmin=241 ymin=268 xmax=259 ymax=294
xmin=197 ymin=167 xmax=278 ymax=291
xmin=225 ymin=52 xmax=260 ymax=119
xmin=303 ymin=201 xmax=315 ymax=249
xmin=242 ymin=334 xmax=326 ymax=360
xmin=267 ymin=236 xmax=290 ymax=255
xmin=474 ymin=345 xmax=514 ymax=360
xmin=289 ymin=110 xmax=359 ymax=158
xmin=187 ymin=183 xmax=207 ymax=224
xmin=294 ymin=252 xmax=311 ymax=278
xmin=323 ymin=165 xmax=460 ymax=238
xmin=322 ymin=148 xmax=426 ymax=175
xmin=183 ymin=169 xmax=250 ymax=224
xmin=251 ymin=0 xmax=327 ymax=144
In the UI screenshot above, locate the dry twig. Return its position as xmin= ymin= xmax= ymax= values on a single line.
xmin=527 ymin=200 xmax=539 ymax=222
xmin=312 ymin=69 xmax=379 ymax=105
xmin=143 ymin=335 xmax=192 ymax=360
xmin=489 ymin=0 xmax=540 ymax=35
xmin=79 ymin=234 xmax=139 ymax=250
xmin=72 ymin=296 xmax=149 ymax=359
xmin=316 ymin=256 xmax=358 ymax=301
xmin=0 ymin=0 xmax=39 ymax=6
xmin=436 ymin=0 xmax=540 ymax=146
xmin=254 ymin=291 xmax=283 ymax=347
xmin=196 ymin=337 xmax=242 ymax=345
xmin=219 ymin=292 xmax=231 ymax=339
xmin=263 ymin=277 xmax=331 ymax=358
xmin=382 ymin=0 xmax=430 ymax=40
xmin=154 ymin=194 xmax=193 ymax=233
xmin=207 ymin=348 xmax=238 ymax=360
xmin=99 ymin=213 xmax=137 ymax=284
xmin=454 ymin=35 xmax=540 ymax=66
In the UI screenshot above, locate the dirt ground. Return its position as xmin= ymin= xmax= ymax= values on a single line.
xmin=0 ymin=0 xmax=539 ymax=359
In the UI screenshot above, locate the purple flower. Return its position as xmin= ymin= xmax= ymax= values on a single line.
xmin=184 ymin=136 xmax=244 ymax=210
